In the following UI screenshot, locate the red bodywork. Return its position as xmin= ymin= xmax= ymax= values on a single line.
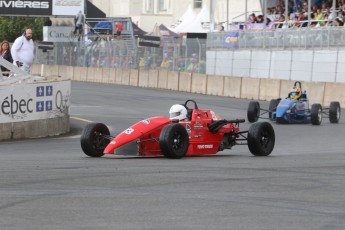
xmin=104 ymin=109 xmax=240 ymax=156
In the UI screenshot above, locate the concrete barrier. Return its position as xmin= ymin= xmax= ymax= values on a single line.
xmin=138 ymin=70 xmax=149 ymax=87
xmin=179 ymin=72 xmax=192 ymax=92
xmin=129 ymin=69 xmax=139 ymax=86
xmin=167 ymin=71 xmax=179 ymax=91
xmin=0 ymin=79 xmax=71 ymax=141
xmin=58 ymin=65 xmax=73 ymax=80
xmin=223 ymin=76 xmax=242 ymax=98
xmin=32 ymin=64 xmax=41 ymax=76
xmin=101 ymin=68 xmax=111 ymax=84
xmin=207 ymin=75 xmax=224 ymax=96
xmin=259 ymin=78 xmax=281 ymax=101
xmin=121 ymin=69 xmax=131 ymax=85
xmin=42 ymin=64 xmax=59 ymax=78
xmin=279 ymin=80 xmax=295 ymax=99
xmin=300 ymin=81 xmax=325 ymax=105
xmin=323 ymin=82 xmax=345 ymax=108
xmin=191 ymin=73 xmax=207 ymax=94
xmin=241 ymin=77 xmax=260 ymax=100
xmin=115 ymin=69 xmax=123 ymax=84
xmin=108 ymin=68 xmax=117 ymax=84
xmin=148 ymin=70 xmax=159 ymax=88
xmin=87 ymin=67 xmax=103 ymax=83
xmin=158 ymin=70 xmax=168 ymax=89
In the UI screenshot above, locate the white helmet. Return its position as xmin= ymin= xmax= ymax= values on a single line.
xmin=169 ymin=104 xmax=187 ymax=121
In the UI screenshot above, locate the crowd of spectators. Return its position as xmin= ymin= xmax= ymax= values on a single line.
xmin=244 ymin=0 xmax=345 ymax=30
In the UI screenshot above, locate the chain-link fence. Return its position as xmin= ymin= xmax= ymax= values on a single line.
xmin=207 ymin=27 xmax=345 ymax=50
xmin=35 ymin=37 xmax=207 ymax=74
xmin=34 ymin=27 xmax=345 ymax=76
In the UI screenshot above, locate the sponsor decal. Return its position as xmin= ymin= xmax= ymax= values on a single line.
xmin=193 ymin=121 xmax=203 ymax=130
xmin=110 ymin=141 xmax=116 ymax=144
xmin=197 ymin=144 xmax=214 ymax=149
xmin=186 ymin=124 xmax=191 ymax=134
xmin=141 ymin=119 xmax=150 ymax=125
xmin=123 ymin=128 xmax=134 ymax=135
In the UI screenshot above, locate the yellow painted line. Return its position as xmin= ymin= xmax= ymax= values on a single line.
xmin=70 ymin=116 xmax=93 ymax=123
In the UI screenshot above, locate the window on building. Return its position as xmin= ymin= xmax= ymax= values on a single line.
xmin=193 ymin=0 xmax=202 ymax=8
xmin=158 ymin=0 xmax=170 ymax=11
xmin=144 ymin=0 xmax=154 ymax=12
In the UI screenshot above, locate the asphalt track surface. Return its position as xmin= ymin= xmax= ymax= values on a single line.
xmin=1 ymin=81 xmax=344 ymax=230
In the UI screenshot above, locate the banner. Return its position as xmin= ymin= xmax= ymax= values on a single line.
xmin=223 ymin=32 xmax=239 ymax=48
xmin=0 ymin=80 xmax=71 ymax=123
xmin=0 ymin=0 xmax=84 ymax=16
xmin=138 ymin=36 xmax=161 ymax=48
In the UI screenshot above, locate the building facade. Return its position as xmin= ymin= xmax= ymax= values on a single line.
xmin=88 ymin=0 xmax=262 ymax=32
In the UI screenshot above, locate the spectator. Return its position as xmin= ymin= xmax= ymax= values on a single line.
xmin=0 ymin=40 xmax=13 ymax=77
xmin=115 ymin=22 xmax=123 ymax=39
xmin=11 ymin=28 xmax=35 ymax=74
xmin=74 ymin=11 xmax=85 ymax=35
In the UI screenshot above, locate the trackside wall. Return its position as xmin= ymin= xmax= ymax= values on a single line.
xmin=0 ymin=79 xmax=71 ymax=140
xmin=34 ymin=64 xmax=345 ymax=108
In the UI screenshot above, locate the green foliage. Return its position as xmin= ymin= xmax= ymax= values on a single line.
xmin=0 ymin=16 xmax=44 ymax=42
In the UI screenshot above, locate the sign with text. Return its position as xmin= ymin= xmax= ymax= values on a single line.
xmin=0 ymin=80 xmax=71 ymax=123
xmin=43 ymin=26 xmax=79 ymax=42
xmin=0 ymin=0 xmax=84 ymax=16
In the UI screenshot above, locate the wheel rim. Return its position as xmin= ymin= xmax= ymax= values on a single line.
xmin=92 ymin=132 xmax=107 ymax=152
xmin=337 ymin=107 xmax=340 ymax=120
xmin=172 ymin=131 xmax=184 ymax=150
xmin=260 ymin=129 xmax=271 ymax=149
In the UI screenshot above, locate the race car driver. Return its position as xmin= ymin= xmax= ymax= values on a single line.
xmin=169 ymin=104 xmax=188 ymax=121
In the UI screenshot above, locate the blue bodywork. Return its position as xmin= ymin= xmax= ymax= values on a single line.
xmin=271 ymin=98 xmax=311 ymax=124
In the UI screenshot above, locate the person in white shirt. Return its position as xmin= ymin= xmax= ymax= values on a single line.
xmin=11 ymin=28 xmax=35 ymax=74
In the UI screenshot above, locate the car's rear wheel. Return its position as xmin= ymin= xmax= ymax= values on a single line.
xmin=80 ymin=123 xmax=110 ymax=157
xmin=247 ymin=101 xmax=260 ymax=123
xmin=159 ymin=124 xmax=189 ymax=159
xmin=329 ymin=101 xmax=341 ymax=123
xmin=269 ymin=99 xmax=280 ymax=120
xmin=311 ymin=103 xmax=322 ymax=125
xmin=247 ymin=122 xmax=275 ymax=156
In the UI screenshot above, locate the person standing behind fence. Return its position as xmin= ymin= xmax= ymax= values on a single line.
xmin=74 ymin=11 xmax=85 ymax=35
xmin=0 ymin=40 xmax=13 ymax=77
xmin=11 ymin=28 xmax=35 ymax=74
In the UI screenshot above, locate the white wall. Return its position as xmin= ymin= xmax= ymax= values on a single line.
xmin=207 ymin=48 xmax=345 ymax=83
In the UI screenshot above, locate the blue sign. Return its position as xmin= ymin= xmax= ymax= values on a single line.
xmin=223 ymin=32 xmax=239 ymax=48
xmin=36 ymin=101 xmax=45 ymax=112
xmin=46 ymin=101 xmax=53 ymax=111
xmin=36 ymin=86 xmax=45 ymax=97
xmin=46 ymin=86 xmax=53 ymax=96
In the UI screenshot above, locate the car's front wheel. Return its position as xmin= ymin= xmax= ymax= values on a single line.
xmin=311 ymin=103 xmax=322 ymax=125
xmin=80 ymin=123 xmax=110 ymax=157
xmin=159 ymin=124 xmax=189 ymax=159
xmin=247 ymin=122 xmax=275 ymax=156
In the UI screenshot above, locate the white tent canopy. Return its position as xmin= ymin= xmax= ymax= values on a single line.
xmin=171 ymin=4 xmax=215 ymax=34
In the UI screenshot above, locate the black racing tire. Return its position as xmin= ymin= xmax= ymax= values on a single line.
xmin=247 ymin=101 xmax=260 ymax=123
xmin=247 ymin=122 xmax=275 ymax=156
xmin=159 ymin=124 xmax=189 ymax=159
xmin=329 ymin=101 xmax=341 ymax=123
xmin=80 ymin=122 xmax=110 ymax=157
xmin=311 ymin=103 xmax=322 ymax=125
xmin=269 ymin=99 xmax=280 ymax=120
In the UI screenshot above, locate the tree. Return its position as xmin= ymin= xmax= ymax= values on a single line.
xmin=0 ymin=16 xmax=44 ymax=42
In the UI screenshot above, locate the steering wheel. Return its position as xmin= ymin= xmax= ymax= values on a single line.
xmin=184 ymin=99 xmax=198 ymax=110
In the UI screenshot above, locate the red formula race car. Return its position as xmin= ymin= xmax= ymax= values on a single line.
xmin=80 ymin=99 xmax=275 ymax=159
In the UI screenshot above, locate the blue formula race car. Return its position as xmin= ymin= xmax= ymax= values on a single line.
xmin=247 ymin=81 xmax=341 ymax=125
